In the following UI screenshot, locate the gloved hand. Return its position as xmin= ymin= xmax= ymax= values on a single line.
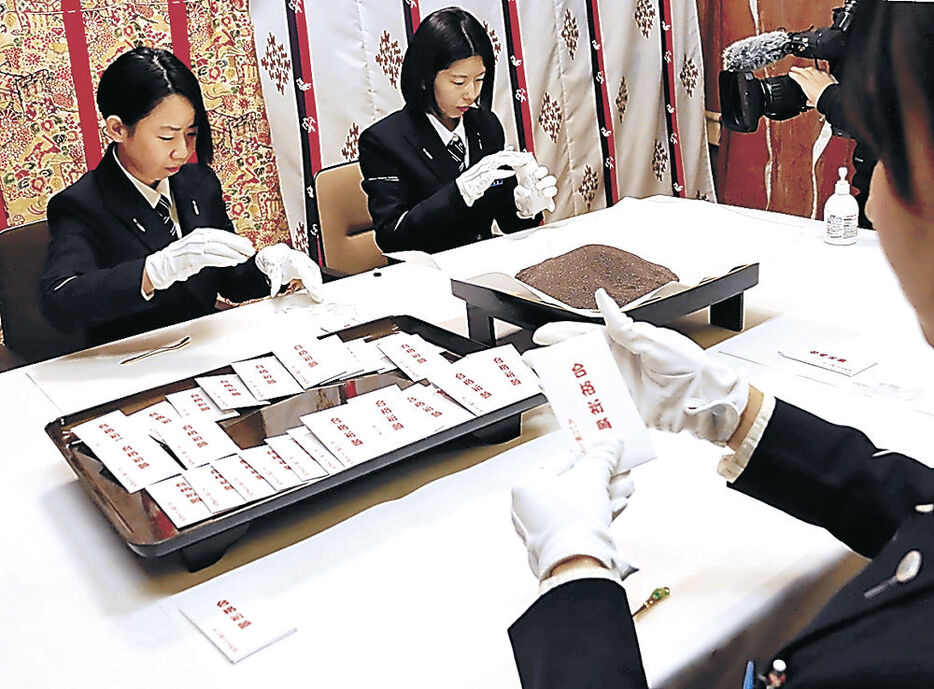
xmin=144 ymin=227 xmax=256 ymax=291
xmin=532 ymin=288 xmax=749 ymax=445
xmin=511 ymin=436 xmax=636 ymax=581
xmin=455 ymin=150 xmax=532 ymax=207
xmin=255 ymin=243 xmax=324 ymax=302
xmin=514 ymin=162 xmax=558 ymax=218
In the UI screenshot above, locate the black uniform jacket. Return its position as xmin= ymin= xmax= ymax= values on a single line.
xmin=358 ymin=104 xmax=540 ymax=254
xmin=509 ymin=398 xmax=934 ymax=688
xmin=42 ymin=145 xmax=268 ymax=347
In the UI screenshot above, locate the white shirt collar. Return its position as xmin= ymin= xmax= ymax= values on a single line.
xmin=427 ymin=112 xmax=469 ymax=164
xmin=112 ymin=146 xmax=172 ymax=209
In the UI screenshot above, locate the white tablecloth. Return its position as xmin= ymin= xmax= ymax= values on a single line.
xmin=2 ymin=198 xmax=929 ymax=688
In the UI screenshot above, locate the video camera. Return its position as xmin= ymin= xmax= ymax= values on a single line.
xmin=719 ymin=1 xmax=859 ymax=133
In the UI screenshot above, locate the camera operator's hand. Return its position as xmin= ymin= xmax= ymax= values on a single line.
xmin=789 ymin=66 xmax=837 ymax=108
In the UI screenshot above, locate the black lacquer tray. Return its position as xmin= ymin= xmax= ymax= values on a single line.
xmin=450 ymin=264 xmax=759 ymax=345
xmin=45 ymin=316 xmax=545 ymax=570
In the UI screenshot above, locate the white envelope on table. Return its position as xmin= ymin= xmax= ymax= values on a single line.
xmin=264 ymin=434 xmax=328 ymax=483
xmin=377 ymin=333 xmax=450 ymax=382
xmin=177 ymin=592 xmax=296 ymax=663
xmin=72 ymin=410 xmax=180 ymax=493
xmin=196 ymin=375 xmax=268 ymax=411
xmin=273 ymin=336 xmax=358 ymax=388
xmin=238 ymin=446 xmax=303 ymax=492
xmin=300 ymin=403 xmax=385 ymax=467
xmin=165 ymin=387 xmax=239 ymax=421
xmin=212 ymin=455 xmax=277 ymax=502
xmin=402 ymin=383 xmax=474 ymax=431
xmin=285 ymin=426 xmax=346 ymax=474
xmin=128 ymin=401 xmax=182 ymax=444
xmin=183 ymin=464 xmax=246 ymax=514
xmin=458 ymin=344 xmax=541 ymax=409
xmin=347 ymin=385 xmax=435 ymax=450
xmin=230 ymin=356 xmax=304 ymax=401
xmin=146 ymin=475 xmax=213 ymax=527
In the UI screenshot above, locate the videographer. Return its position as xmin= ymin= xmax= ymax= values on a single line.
xmin=719 ymin=0 xmax=876 ymax=229
xmin=789 ymin=65 xmax=875 ymax=228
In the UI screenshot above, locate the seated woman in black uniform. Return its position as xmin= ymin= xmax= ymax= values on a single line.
xmin=42 ymin=46 xmax=323 ymax=348
xmin=510 ymin=3 xmax=934 ymax=687
xmin=359 ymin=7 xmax=557 ymax=254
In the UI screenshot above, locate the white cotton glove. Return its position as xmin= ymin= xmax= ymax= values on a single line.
xmin=144 ymin=227 xmax=256 ymax=291
xmin=514 ymin=161 xmax=558 ymax=218
xmin=511 ymin=436 xmax=637 ymax=582
xmin=455 ymin=150 xmax=531 ymax=207
xmin=532 ymin=288 xmax=749 ymax=445
xmin=255 ymin=243 xmax=324 ymax=302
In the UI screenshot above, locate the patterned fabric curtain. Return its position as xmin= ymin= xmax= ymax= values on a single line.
xmin=0 ymin=0 xmax=289 ymax=249
xmin=250 ymin=0 xmax=714 ymax=264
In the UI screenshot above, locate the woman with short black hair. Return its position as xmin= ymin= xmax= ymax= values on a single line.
xmin=42 ymin=46 xmax=323 ymax=348
xmin=359 ymin=7 xmax=557 ymax=254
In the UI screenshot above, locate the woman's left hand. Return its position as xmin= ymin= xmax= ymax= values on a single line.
xmin=255 ymin=243 xmax=324 ymax=302
xmin=514 ymin=159 xmax=558 ymax=218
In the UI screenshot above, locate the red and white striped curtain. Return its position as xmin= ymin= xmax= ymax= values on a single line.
xmin=250 ymin=0 xmax=714 ymax=263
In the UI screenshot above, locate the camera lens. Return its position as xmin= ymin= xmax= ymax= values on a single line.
xmin=761 ymin=76 xmax=808 ymax=121
xmin=719 ymin=71 xmax=765 ymax=133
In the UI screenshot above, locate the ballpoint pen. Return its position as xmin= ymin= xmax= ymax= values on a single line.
xmin=119 ymin=335 xmax=191 ymax=365
xmin=632 ymin=586 xmax=671 ymax=618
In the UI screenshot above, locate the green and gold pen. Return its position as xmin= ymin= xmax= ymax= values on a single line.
xmin=632 ymin=586 xmax=671 ymax=618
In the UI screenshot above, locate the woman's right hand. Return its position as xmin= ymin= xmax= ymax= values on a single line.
xmin=455 ymin=150 xmax=532 ymax=207
xmin=531 ymin=288 xmax=750 ymax=445
xmin=788 ymin=66 xmax=836 ymax=108
xmin=144 ymin=227 xmax=255 ymax=292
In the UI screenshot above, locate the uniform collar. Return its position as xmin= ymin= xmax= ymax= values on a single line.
xmin=426 ymin=111 xmax=468 ymax=150
xmin=111 ymin=146 xmax=173 ymax=209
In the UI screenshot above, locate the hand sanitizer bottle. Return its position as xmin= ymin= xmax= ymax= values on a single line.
xmin=824 ymin=167 xmax=859 ymax=245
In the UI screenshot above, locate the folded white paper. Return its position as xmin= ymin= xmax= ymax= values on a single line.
xmin=178 ymin=593 xmax=296 ymax=663
xmin=459 ymin=344 xmax=540 ymax=408
xmin=272 ymin=336 xmax=358 ymax=388
xmin=377 ymin=333 xmax=449 ymax=382
xmin=159 ymin=416 xmax=241 ymax=470
xmin=346 ymin=338 xmax=396 ymax=375
xmin=428 ymin=360 xmax=504 ymax=416
xmin=238 ymin=446 xmax=303 ymax=491
xmin=72 ymin=410 xmax=180 ymax=492
xmin=300 ymin=403 xmax=385 ymax=467
xmin=146 ymin=475 xmax=213 ymax=527
xmin=196 ymin=375 xmax=268 ymax=410
xmin=264 ymin=435 xmax=328 ymax=482
xmin=778 ymin=342 xmax=878 ymax=377
xmin=231 ymin=356 xmax=304 ymax=401
xmin=129 ymin=400 xmax=182 ymax=443
xmin=403 ymin=383 xmax=474 ymax=431
xmin=165 ymin=387 xmax=239 ymax=421
xmin=183 ymin=464 xmax=247 ymax=514
xmin=212 ymin=455 xmax=277 ymax=502
xmin=523 ymin=330 xmax=654 ymax=470
xmin=285 ymin=426 xmax=345 ymax=474
xmin=348 ymin=385 xmax=434 ymax=450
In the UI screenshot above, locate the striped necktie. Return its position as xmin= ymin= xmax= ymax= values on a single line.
xmin=447 ymin=135 xmax=467 ymax=172
xmin=154 ymin=194 xmax=176 ymax=238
